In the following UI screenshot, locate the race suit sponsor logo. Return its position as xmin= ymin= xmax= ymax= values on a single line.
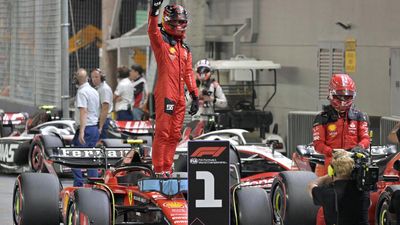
xmin=169 ymin=47 xmax=176 ymax=54
xmin=164 ymin=98 xmax=176 ymax=115
xmin=328 ymin=124 xmax=337 ymax=132
xmin=348 ymin=121 xmax=357 ymax=134
xmin=58 ymin=148 xmax=130 ymax=158
xmin=0 ymin=143 xmax=17 ymax=162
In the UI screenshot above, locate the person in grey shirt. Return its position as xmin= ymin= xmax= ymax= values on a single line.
xmin=72 ymin=68 xmax=100 ymax=187
xmin=91 ymin=68 xmax=113 ymax=139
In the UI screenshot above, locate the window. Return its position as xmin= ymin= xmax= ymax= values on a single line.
xmin=318 ymin=42 xmax=344 ymax=100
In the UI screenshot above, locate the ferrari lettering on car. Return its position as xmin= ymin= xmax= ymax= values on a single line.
xmin=57 ymin=148 xmax=130 ymax=158
xmin=0 ymin=143 xmax=17 ymax=162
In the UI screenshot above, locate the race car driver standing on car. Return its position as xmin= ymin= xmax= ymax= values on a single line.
xmin=148 ymin=0 xmax=199 ymax=177
xmin=187 ymin=58 xmax=227 ymax=118
xmin=72 ymin=68 xmax=100 ymax=187
xmin=312 ymin=74 xmax=370 ymax=176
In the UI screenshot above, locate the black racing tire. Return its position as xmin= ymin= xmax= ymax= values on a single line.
xmin=271 ymin=171 xmax=319 ymax=225
xmin=13 ymin=173 xmax=60 ymax=225
xmin=233 ymin=186 xmax=273 ymax=225
xmin=174 ymin=154 xmax=187 ymax=172
xmin=376 ymin=191 xmax=398 ymax=225
xmin=67 ymin=188 xmax=111 ymax=225
xmin=29 ymin=135 xmax=64 ymax=172
xmin=29 ymin=140 xmax=46 ymax=172
xmin=376 ymin=192 xmax=391 ymax=225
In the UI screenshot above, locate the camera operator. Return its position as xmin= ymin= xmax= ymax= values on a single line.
xmin=308 ymin=149 xmax=370 ymax=225
xmin=187 ymin=59 xmax=227 ymax=118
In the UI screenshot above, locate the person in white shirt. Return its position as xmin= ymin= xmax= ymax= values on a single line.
xmin=91 ymin=68 xmax=113 ymax=139
xmin=114 ymin=66 xmax=134 ymax=120
xmin=72 ymin=68 xmax=100 ymax=187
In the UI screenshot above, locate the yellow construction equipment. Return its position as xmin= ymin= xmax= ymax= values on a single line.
xmin=69 ymin=24 xmax=102 ymax=53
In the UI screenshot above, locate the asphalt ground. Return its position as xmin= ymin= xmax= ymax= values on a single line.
xmin=0 ymin=174 xmax=73 ymax=225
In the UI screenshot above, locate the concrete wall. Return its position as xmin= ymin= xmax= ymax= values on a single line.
xmin=205 ymin=0 xmax=400 ymax=140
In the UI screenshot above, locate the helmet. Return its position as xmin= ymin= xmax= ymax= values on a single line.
xmin=195 ymin=59 xmax=211 ymax=81
xmin=328 ymin=73 xmax=356 ymax=112
xmin=162 ymin=4 xmax=188 ymax=38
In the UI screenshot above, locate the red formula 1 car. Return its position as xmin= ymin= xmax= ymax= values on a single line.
xmin=12 ymin=138 xmax=190 ymax=225
xmin=271 ymin=144 xmax=400 ymax=225
xmin=12 ymin=137 xmax=273 ymax=225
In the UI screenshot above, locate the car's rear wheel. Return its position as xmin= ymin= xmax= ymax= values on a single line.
xmin=271 ymin=171 xmax=319 ymax=225
xmin=233 ymin=186 xmax=273 ymax=225
xmin=29 ymin=141 xmax=45 ymax=172
xmin=376 ymin=191 xmax=398 ymax=225
xmin=67 ymin=188 xmax=111 ymax=225
xmin=13 ymin=173 xmax=60 ymax=225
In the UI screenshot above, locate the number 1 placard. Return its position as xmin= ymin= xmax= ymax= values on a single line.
xmin=188 ymin=140 xmax=230 ymax=225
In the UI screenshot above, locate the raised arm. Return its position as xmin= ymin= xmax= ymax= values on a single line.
xmin=148 ymin=0 xmax=164 ymax=54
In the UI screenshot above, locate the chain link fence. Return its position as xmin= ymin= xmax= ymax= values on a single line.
xmin=0 ymin=0 xmax=61 ymax=107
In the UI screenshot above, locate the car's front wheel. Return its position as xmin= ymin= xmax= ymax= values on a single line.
xmin=12 ymin=173 xmax=60 ymax=225
xmin=66 ymin=189 xmax=111 ymax=225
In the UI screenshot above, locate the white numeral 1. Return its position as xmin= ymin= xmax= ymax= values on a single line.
xmin=195 ymin=171 xmax=222 ymax=208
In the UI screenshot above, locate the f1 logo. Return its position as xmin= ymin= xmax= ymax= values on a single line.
xmin=191 ymin=147 xmax=226 ymax=157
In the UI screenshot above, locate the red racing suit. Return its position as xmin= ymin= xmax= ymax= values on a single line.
xmin=148 ymin=14 xmax=198 ymax=173
xmin=312 ymin=105 xmax=370 ymax=173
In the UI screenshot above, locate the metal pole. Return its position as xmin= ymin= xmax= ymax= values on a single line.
xmin=61 ymin=0 xmax=70 ymax=119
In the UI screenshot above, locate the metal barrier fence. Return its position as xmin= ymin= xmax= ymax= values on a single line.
xmin=287 ymin=111 xmax=318 ymax=156
xmin=380 ymin=116 xmax=400 ymax=148
xmin=0 ymin=0 xmax=61 ymax=107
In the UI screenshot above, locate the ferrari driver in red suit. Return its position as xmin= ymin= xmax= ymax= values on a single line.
xmin=312 ymin=73 xmax=370 ymax=175
xmin=148 ymin=0 xmax=199 ymax=177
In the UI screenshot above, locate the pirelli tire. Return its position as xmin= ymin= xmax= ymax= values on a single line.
xmin=29 ymin=134 xmax=64 ymax=173
xmin=271 ymin=171 xmax=319 ymax=225
xmin=13 ymin=173 xmax=60 ymax=225
xmin=375 ymin=185 xmax=400 ymax=225
xmin=233 ymin=186 xmax=273 ymax=225
xmin=67 ymin=188 xmax=111 ymax=225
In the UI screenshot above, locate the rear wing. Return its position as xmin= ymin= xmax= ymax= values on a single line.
xmin=1 ymin=112 xmax=29 ymax=126
xmin=47 ymin=147 xmax=132 ymax=168
xmin=111 ymin=120 xmax=154 ymax=135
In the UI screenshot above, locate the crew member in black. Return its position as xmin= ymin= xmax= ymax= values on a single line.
xmin=308 ymin=149 xmax=370 ymax=225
